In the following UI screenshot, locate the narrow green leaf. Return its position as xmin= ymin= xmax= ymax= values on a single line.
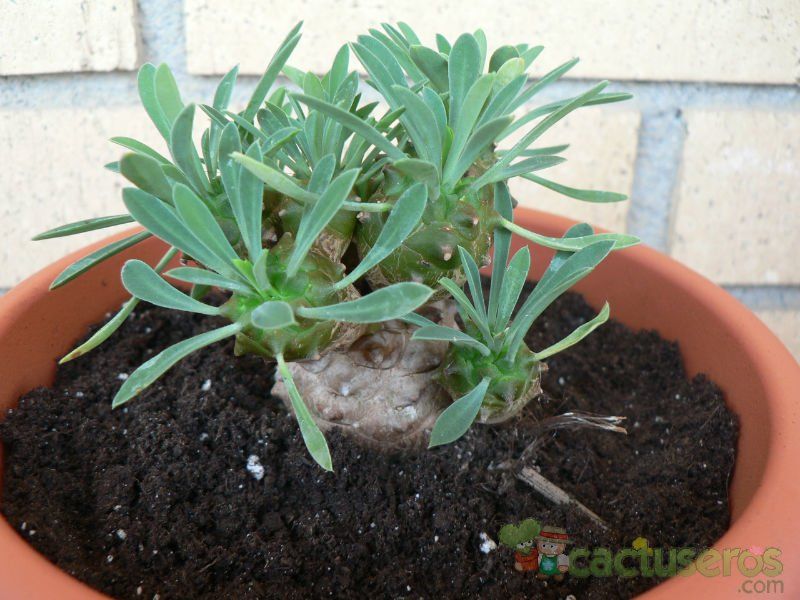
xmin=244 ymin=23 xmax=303 ymax=121
xmin=409 ymin=45 xmax=449 ymax=92
xmin=173 ymin=184 xmax=239 ymax=266
xmin=412 ymin=325 xmax=490 ymax=356
xmin=391 ymin=158 xmax=439 ymax=187
xmin=532 ymin=302 xmax=610 ymax=361
xmin=447 ymin=33 xmax=482 ymax=127
xmin=154 ymin=64 xmax=184 ymax=126
xmin=169 ymin=104 xmax=211 ymax=194
xmin=251 ymin=301 xmax=296 ymax=329
xmin=119 ymin=153 xmax=173 ymax=201
xmin=487 ymin=182 xmax=513 ymax=328
xmin=478 ymin=155 xmax=566 ymax=187
xmin=110 ymin=137 xmax=170 ymax=164
xmin=429 ymin=378 xmax=490 ymax=447
xmin=233 ymin=142 xmax=265 ymax=259
xmin=166 ymin=266 xmax=254 ymax=294
xmin=437 ymin=278 xmax=492 ymax=343
xmin=123 ymin=188 xmax=236 ymax=278
xmin=391 ymin=85 xmax=442 ymax=170
xmin=297 ymin=282 xmax=432 ymax=323
xmin=506 ymin=240 xmax=616 ymax=357
xmin=494 ymin=246 xmax=531 ymax=332
xmin=286 ymin=169 xmax=359 ymax=276
xmin=457 ymin=246 xmax=488 ymax=327
xmin=291 ymin=93 xmax=405 ymax=160
xmin=450 ymin=115 xmax=513 ymax=183
xmin=60 ymin=247 xmax=179 ymax=363
xmin=50 ymin=231 xmax=151 ymax=290
xmin=122 ymin=259 xmax=220 ymax=315
xmin=233 ymin=152 xmax=317 ymax=204
xmin=34 ymin=215 xmax=133 ymax=240
xmin=113 ymin=323 xmax=241 ymax=408
xmin=276 ymin=353 xmax=333 ymax=471
xmin=498 ymin=216 xmax=639 ymax=250
xmin=137 ymin=63 xmax=170 ymax=140
xmin=335 ymin=183 xmax=427 ymax=289
xmin=444 ymin=73 xmax=495 ymax=185
xmin=521 ymin=173 xmax=627 ymax=203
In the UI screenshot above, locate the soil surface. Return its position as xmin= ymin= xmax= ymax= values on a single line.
xmin=1 ymin=282 xmax=737 ymax=599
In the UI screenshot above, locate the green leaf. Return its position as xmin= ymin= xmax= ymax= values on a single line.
xmin=437 ymin=278 xmax=492 ymax=343
xmin=494 ymin=246 xmax=531 ymax=332
xmin=444 ymin=73 xmax=495 ymax=185
xmin=409 ymin=45 xmax=449 ymax=92
xmin=122 ymin=259 xmax=220 ymax=315
xmin=508 ymin=57 xmax=580 ymax=114
xmin=137 ymin=63 xmax=170 ymax=140
xmin=457 ymin=246 xmax=488 ymax=327
xmin=477 ymin=155 xmax=566 ymax=187
xmin=487 ymin=182 xmax=513 ymax=328
xmin=391 ymin=158 xmax=439 ymax=187
xmin=123 ymin=188 xmax=236 ymax=278
xmin=498 ymin=216 xmax=639 ymax=250
xmin=110 ymin=137 xmax=170 ymax=164
xmin=233 ymin=152 xmax=316 ymax=204
xmin=297 ymin=282 xmax=432 ymax=323
xmin=489 ymin=45 xmax=520 ymax=72
xmin=450 ymin=115 xmax=513 ymax=183
xmin=172 ymin=184 xmax=239 ymax=267
xmin=412 ymin=325 xmax=490 ymax=356
xmin=335 ymin=183 xmax=427 ymax=289
xmin=447 ymin=33 xmax=482 ymax=127
xmin=154 ymin=64 xmax=184 ymax=127
xmin=251 ymin=301 xmax=296 ymax=329
xmin=232 ymin=142 xmax=265 ymax=259
xmin=532 ymin=302 xmax=610 ymax=361
xmin=243 ymin=22 xmax=303 ymax=121
xmin=291 ymin=94 xmax=405 ymax=160
xmin=506 ymin=240 xmax=616 ymax=357
xmin=165 ymin=266 xmax=254 ymax=295
xmin=119 ymin=153 xmax=173 ymax=201
xmin=390 ymin=86 xmax=442 ymax=169
xmin=113 ymin=323 xmax=242 ymax=408
xmin=429 ymin=378 xmax=490 ymax=447
xmin=50 ymin=231 xmax=151 ymax=290
xmin=521 ymin=173 xmax=627 ymax=203
xmin=60 ymin=247 xmax=179 ymax=363
xmin=169 ymin=104 xmax=211 ymax=194
xmin=213 ymin=65 xmax=239 ymax=111
xmin=276 ymin=353 xmax=333 ymax=471
xmin=286 ymin=169 xmax=359 ymax=276
xmin=33 ymin=215 xmax=133 ymax=240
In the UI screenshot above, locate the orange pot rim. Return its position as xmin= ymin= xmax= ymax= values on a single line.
xmin=0 ymin=207 xmax=798 ymax=599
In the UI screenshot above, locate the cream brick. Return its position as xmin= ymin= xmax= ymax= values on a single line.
xmin=670 ymin=110 xmax=800 ymax=285
xmin=0 ymin=1 xmax=138 ymax=75
xmin=185 ymin=0 xmax=799 ymax=83
xmin=506 ymin=110 xmax=639 ymax=232
xmin=0 ymin=107 xmax=164 ymax=287
xmin=756 ymin=310 xmax=800 ymax=361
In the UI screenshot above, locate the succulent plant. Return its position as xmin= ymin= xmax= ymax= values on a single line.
xmin=34 ymin=21 xmax=638 ymax=469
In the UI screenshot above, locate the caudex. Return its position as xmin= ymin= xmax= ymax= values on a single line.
xmin=36 ymin=22 xmax=637 ymax=471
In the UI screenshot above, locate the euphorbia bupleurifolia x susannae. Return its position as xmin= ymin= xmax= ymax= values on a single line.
xmin=36 ymin=22 xmax=637 ymax=470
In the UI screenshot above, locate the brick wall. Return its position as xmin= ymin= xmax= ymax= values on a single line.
xmin=1 ymin=0 xmax=798 ymax=360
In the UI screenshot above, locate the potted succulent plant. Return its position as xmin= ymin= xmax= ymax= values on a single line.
xmin=1 ymin=21 xmax=797 ymax=600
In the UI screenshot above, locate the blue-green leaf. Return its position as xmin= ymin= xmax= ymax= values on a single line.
xmin=34 ymin=215 xmax=133 ymax=240
xmin=429 ymin=378 xmax=490 ymax=447
xmin=447 ymin=33 xmax=482 ymax=127
xmin=119 ymin=153 xmax=173 ymax=201
xmin=112 ymin=323 xmax=242 ymax=408
xmin=286 ymin=169 xmax=359 ymax=276
xmin=50 ymin=231 xmax=151 ymax=290
xmin=172 ymin=184 xmax=239 ymax=267
xmin=122 ymin=259 xmax=220 ymax=315
xmin=532 ymin=302 xmax=610 ymax=361
xmin=297 ymin=282 xmax=432 ymax=323
xmin=412 ymin=325 xmax=490 ymax=356
xmin=166 ymin=266 xmax=254 ymax=295
xmin=335 ymin=183 xmax=427 ymax=289
xmin=276 ymin=353 xmax=333 ymax=471
xmin=521 ymin=173 xmax=627 ymax=203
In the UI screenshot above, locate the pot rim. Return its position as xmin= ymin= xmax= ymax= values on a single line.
xmin=0 ymin=207 xmax=797 ymax=599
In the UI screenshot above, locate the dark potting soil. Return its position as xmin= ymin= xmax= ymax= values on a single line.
xmin=0 ymin=282 xmax=737 ymax=599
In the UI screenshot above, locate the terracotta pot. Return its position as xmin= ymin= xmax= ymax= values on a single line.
xmin=1 ymin=207 xmax=798 ymax=598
